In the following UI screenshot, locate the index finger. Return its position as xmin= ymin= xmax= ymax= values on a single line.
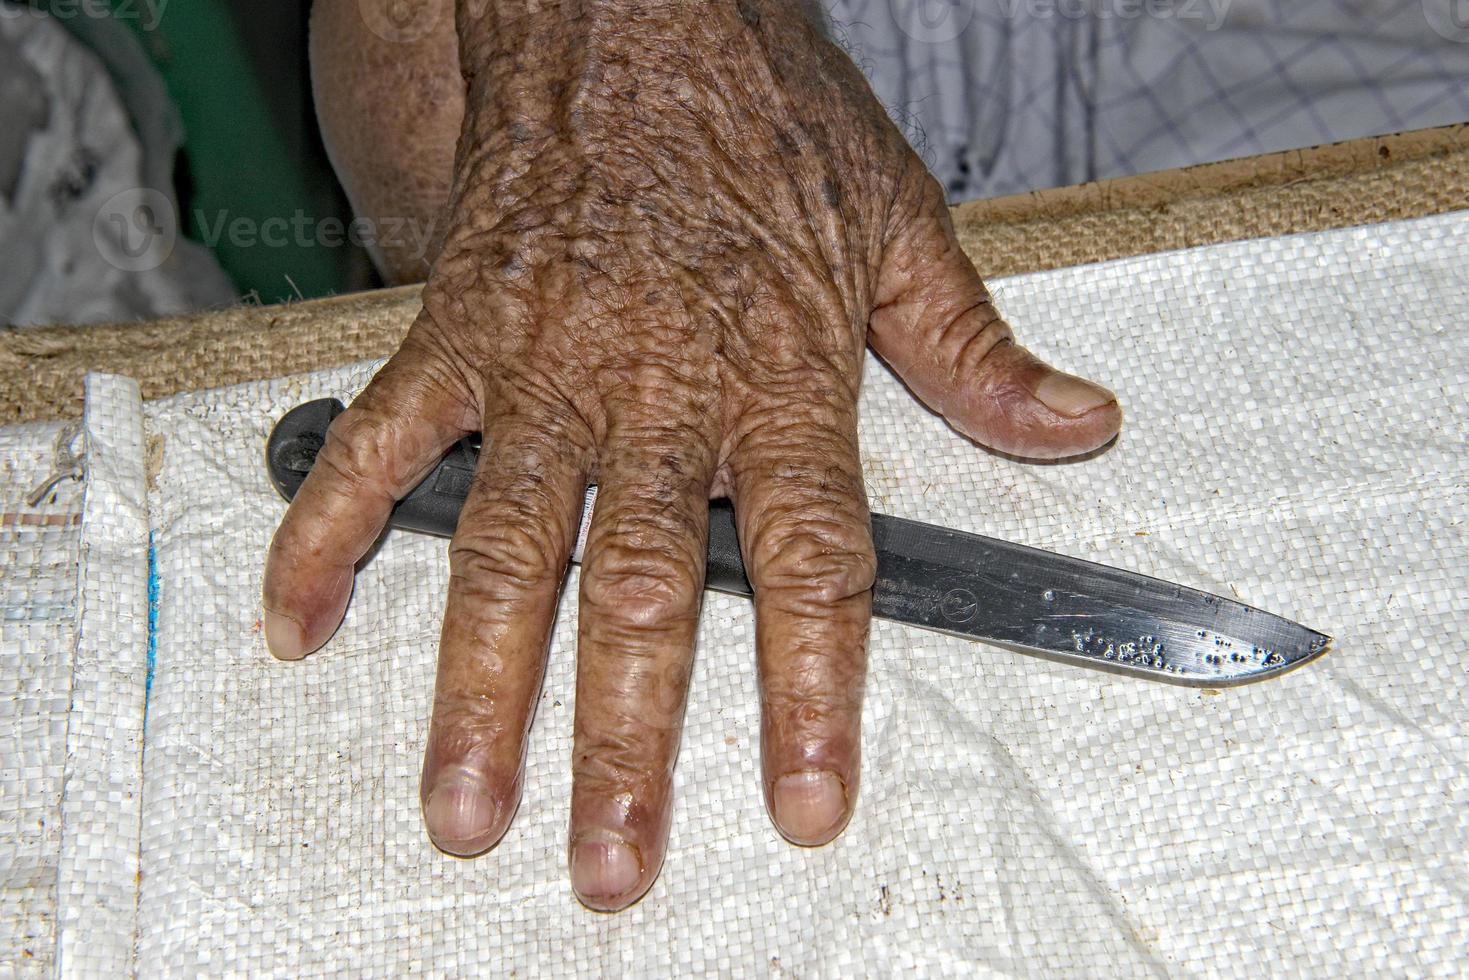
xmin=262 ymin=334 xmax=475 ymax=660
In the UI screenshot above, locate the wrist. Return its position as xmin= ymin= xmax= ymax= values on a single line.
xmin=454 ymin=0 xmax=818 ymax=76
xmin=448 ymin=0 xmax=829 ymax=187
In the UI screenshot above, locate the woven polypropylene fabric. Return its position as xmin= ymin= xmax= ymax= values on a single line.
xmin=0 ymin=420 xmax=83 ymax=978
xmin=119 ymin=211 xmax=1469 ymax=974
xmin=54 ymin=375 xmax=149 ymax=976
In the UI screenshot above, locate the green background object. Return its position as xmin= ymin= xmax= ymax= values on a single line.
xmin=42 ymin=0 xmax=375 ymax=303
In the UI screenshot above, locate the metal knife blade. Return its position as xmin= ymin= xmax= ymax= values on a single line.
xmin=865 ymin=512 xmax=1330 ymax=686
xmin=267 ymin=399 xmax=1331 ymax=687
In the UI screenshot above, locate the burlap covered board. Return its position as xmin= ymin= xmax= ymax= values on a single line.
xmin=3 ymin=123 xmax=1465 ymax=424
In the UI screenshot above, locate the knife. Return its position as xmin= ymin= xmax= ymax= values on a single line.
xmin=266 ymin=398 xmax=1331 ymax=687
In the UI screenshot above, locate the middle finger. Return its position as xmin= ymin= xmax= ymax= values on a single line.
xmin=569 ymin=394 xmax=718 ymax=911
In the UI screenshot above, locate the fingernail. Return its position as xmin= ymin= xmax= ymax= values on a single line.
xmin=1034 ymin=373 xmax=1116 ymax=418
xmin=424 ymin=773 xmax=499 ymax=855
xmin=262 ymin=610 xmax=306 ymax=661
xmin=570 ymin=833 xmax=642 ymax=906
xmin=772 ymin=769 xmax=847 ymax=845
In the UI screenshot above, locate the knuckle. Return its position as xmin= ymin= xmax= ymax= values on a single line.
xmin=321 ymin=405 xmax=395 ymax=491
xmin=419 ymin=277 xmax=474 ymax=335
xmin=751 ymin=513 xmax=876 ymax=604
xmin=431 ymin=689 xmax=514 ymax=755
xmin=449 ymin=519 xmax=565 ymax=594
xmin=602 ymin=419 xmax=713 ymax=471
xmin=887 ymin=167 xmax=949 ymax=242
xmin=739 ymin=354 xmax=857 ymax=404
xmin=947 ymin=307 xmax=1014 ymax=380
xmin=766 ymin=653 xmax=867 ymax=712
xmin=742 ymin=391 xmax=846 ymax=435
xmin=575 ymin=721 xmax=678 ymax=790
xmin=910 ymin=170 xmax=950 ymax=220
xmin=582 ymin=541 xmax=701 ymax=628
xmin=764 ymin=687 xmax=847 ymax=731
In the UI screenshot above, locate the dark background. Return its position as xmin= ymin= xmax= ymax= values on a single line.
xmin=85 ymin=0 xmax=376 ymax=303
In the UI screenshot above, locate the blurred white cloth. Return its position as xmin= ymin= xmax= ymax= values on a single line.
xmin=827 ymin=0 xmax=1469 ymax=200
xmin=0 ymin=3 xmax=232 ymax=326
xmin=5 ymin=210 xmax=1468 ymax=975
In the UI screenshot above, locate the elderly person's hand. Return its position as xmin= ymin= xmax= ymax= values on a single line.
xmin=265 ymin=0 xmax=1121 ymax=911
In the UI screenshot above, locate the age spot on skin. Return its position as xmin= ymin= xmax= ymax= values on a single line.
xmin=821 ymin=177 xmax=841 ymax=208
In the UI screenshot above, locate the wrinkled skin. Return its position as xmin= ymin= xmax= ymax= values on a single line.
xmin=268 ymin=0 xmax=1123 ymax=912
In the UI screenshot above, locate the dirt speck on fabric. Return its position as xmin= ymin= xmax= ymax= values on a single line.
xmin=144 ymin=433 xmax=166 ymax=490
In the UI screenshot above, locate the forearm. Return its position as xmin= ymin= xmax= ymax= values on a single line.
xmin=452 ymin=0 xmax=826 ymax=96
xmin=449 ymin=0 xmax=857 ymax=199
xmin=446 ymin=1 xmax=792 ymax=200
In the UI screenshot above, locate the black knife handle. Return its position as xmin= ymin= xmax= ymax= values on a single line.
xmin=266 ymin=398 xmax=754 ymax=597
xmin=703 ymin=500 xmax=752 ymax=597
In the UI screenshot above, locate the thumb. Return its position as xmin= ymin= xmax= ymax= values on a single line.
xmin=870 ymin=180 xmax=1122 ymax=460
